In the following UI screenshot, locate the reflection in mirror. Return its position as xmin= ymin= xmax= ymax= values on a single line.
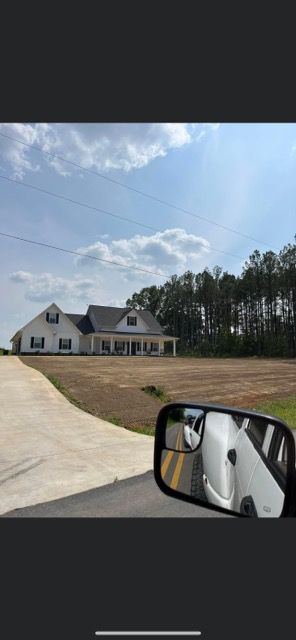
xmin=161 ymin=408 xmax=289 ymax=517
xmin=165 ymin=407 xmax=205 ymax=452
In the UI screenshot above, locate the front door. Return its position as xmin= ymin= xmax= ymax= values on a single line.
xmin=131 ymin=341 xmax=137 ymax=355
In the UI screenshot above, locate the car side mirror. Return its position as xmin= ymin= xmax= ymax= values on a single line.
xmin=154 ymin=402 xmax=296 ymax=517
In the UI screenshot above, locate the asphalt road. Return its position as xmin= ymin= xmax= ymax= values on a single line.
xmin=0 ymin=357 xmax=154 ymax=515
xmin=163 ymin=421 xmax=206 ymax=500
xmin=2 ymin=470 xmax=229 ymax=517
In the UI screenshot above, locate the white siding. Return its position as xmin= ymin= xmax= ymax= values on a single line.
xmin=21 ymin=318 xmax=54 ymax=353
xmin=116 ymin=310 xmax=148 ymax=333
xmin=20 ymin=304 xmax=80 ymax=354
xmin=79 ymin=335 xmax=92 ymax=354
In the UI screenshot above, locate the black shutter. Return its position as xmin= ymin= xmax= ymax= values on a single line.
xmin=41 ymin=338 xmax=45 ymax=349
xmin=46 ymin=313 xmax=49 ymax=322
xmin=127 ymin=316 xmax=130 ymax=326
xmin=151 ymin=342 xmax=153 ymax=350
xmin=115 ymin=341 xmax=117 ymax=349
xmin=56 ymin=313 xmax=59 ymax=324
xmin=102 ymin=340 xmax=104 ymax=350
xmin=30 ymin=337 xmax=34 ymax=348
xmin=59 ymin=338 xmax=62 ymax=349
xmin=69 ymin=339 xmax=72 ymax=350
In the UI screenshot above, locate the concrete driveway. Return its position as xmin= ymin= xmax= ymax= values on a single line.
xmin=0 ymin=357 xmax=154 ymax=515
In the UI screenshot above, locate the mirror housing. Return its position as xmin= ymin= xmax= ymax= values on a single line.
xmin=154 ymin=402 xmax=296 ymax=517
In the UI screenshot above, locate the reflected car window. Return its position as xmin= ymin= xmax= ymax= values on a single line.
xmin=247 ymin=418 xmax=268 ymax=448
xmin=268 ymin=433 xmax=288 ymax=478
xmin=232 ymin=415 xmax=244 ymax=429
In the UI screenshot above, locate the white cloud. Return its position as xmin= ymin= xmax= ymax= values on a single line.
xmin=0 ymin=123 xmax=58 ymax=179
xmin=9 ymin=271 xmax=99 ymax=303
xmin=203 ymin=123 xmax=220 ymax=131
xmin=76 ymin=228 xmax=210 ymax=277
xmin=0 ymin=122 xmax=219 ymax=179
xmin=106 ymin=297 xmax=128 ymax=308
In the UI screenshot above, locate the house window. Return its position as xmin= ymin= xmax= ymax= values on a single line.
xmin=59 ymin=338 xmax=72 ymax=350
xmin=127 ymin=316 xmax=137 ymax=326
xmin=115 ymin=341 xmax=124 ymax=351
xmin=31 ymin=337 xmax=45 ymax=349
xmin=136 ymin=342 xmax=141 ymax=351
xmin=102 ymin=340 xmax=110 ymax=352
xmin=143 ymin=342 xmax=147 ymax=351
xmin=151 ymin=342 xmax=159 ymax=352
xmin=46 ymin=312 xmax=59 ymax=324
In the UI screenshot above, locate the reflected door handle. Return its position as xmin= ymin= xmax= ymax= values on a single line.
xmin=227 ymin=449 xmax=237 ymax=465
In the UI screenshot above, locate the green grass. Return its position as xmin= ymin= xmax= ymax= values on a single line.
xmin=141 ymin=384 xmax=171 ymax=403
xmin=167 ymin=416 xmax=176 ymax=427
xmin=255 ymin=396 xmax=296 ymax=429
xmin=128 ymin=424 xmax=155 ymax=436
xmin=47 ymin=375 xmax=155 ymax=436
xmin=46 ymin=375 xmax=93 ymax=414
xmin=100 ymin=414 xmax=155 ymax=436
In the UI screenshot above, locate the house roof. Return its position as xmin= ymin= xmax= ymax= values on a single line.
xmin=137 ymin=309 xmax=164 ymax=334
xmin=65 ymin=314 xmax=94 ymax=335
xmin=10 ymin=302 xmax=75 ymax=341
xmin=87 ymin=305 xmax=164 ymax=334
xmin=10 ymin=304 xmax=166 ymax=342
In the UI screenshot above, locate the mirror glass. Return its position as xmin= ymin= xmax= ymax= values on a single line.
xmin=165 ymin=407 xmax=205 ymax=452
xmin=161 ymin=407 xmax=290 ymax=517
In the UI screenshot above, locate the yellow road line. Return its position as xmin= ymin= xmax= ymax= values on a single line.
xmin=161 ymin=450 xmax=175 ymax=479
xmin=170 ymin=451 xmax=185 ymax=490
xmin=161 ymin=426 xmax=182 ymax=480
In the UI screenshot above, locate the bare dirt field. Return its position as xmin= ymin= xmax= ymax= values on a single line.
xmin=19 ymin=356 xmax=296 ymax=432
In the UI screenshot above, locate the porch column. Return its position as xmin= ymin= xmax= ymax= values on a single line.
xmin=158 ymin=340 xmax=161 ymax=356
xmin=91 ymin=335 xmax=94 ymax=354
xmin=129 ymin=336 xmax=132 ymax=356
xmin=173 ymin=339 xmax=176 ymax=357
xmin=110 ymin=336 xmax=113 ymax=354
xmin=141 ymin=337 xmax=143 ymax=356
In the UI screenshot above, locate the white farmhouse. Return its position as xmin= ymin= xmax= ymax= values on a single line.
xmin=10 ymin=303 xmax=178 ymax=356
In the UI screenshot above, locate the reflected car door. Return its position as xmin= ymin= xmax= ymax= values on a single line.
xmin=246 ymin=426 xmax=286 ymax=517
xmin=232 ymin=418 xmax=262 ymax=513
xmin=234 ymin=419 xmax=286 ymax=517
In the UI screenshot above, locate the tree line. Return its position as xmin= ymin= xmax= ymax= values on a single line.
xmin=126 ymin=238 xmax=296 ymax=357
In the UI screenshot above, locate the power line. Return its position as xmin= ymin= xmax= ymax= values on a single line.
xmin=0 ymin=130 xmax=279 ymax=252
xmin=0 ymin=231 xmax=170 ymax=278
xmin=0 ymin=174 xmax=245 ymax=262
xmin=0 ymin=174 xmax=157 ymax=233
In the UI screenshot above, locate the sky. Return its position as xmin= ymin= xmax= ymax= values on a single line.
xmin=0 ymin=122 xmax=296 ymax=347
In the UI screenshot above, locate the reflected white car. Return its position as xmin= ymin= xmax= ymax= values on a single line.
xmin=183 ymin=414 xmax=202 ymax=450
xmin=202 ymin=412 xmax=287 ymax=517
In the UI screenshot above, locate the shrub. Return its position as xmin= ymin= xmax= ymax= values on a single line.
xmin=141 ymin=385 xmax=170 ymax=403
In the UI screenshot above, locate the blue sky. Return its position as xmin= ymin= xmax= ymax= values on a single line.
xmin=0 ymin=122 xmax=296 ymax=347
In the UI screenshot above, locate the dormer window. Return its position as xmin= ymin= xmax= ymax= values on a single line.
xmin=127 ymin=316 xmax=137 ymax=326
xmin=46 ymin=312 xmax=59 ymax=324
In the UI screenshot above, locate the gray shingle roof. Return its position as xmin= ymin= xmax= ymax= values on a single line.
xmin=137 ymin=309 xmax=164 ymax=334
xmin=65 ymin=314 xmax=94 ymax=335
xmin=87 ymin=305 xmax=164 ymax=334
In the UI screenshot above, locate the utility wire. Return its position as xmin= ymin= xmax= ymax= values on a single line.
xmin=0 ymin=231 xmax=170 ymax=278
xmin=0 ymin=174 xmax=158 ymax=232
xmin=0 ymin=174 xmax=245 ymax=262
xmin=0 ymin=130 xmax=279 ymax=252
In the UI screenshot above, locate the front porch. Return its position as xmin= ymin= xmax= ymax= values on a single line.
xmin=79 ymin=333 xmax=177 ymax=356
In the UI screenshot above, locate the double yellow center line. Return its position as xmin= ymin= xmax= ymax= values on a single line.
xmin=161 ymin=427 xmax=185 ymax=491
